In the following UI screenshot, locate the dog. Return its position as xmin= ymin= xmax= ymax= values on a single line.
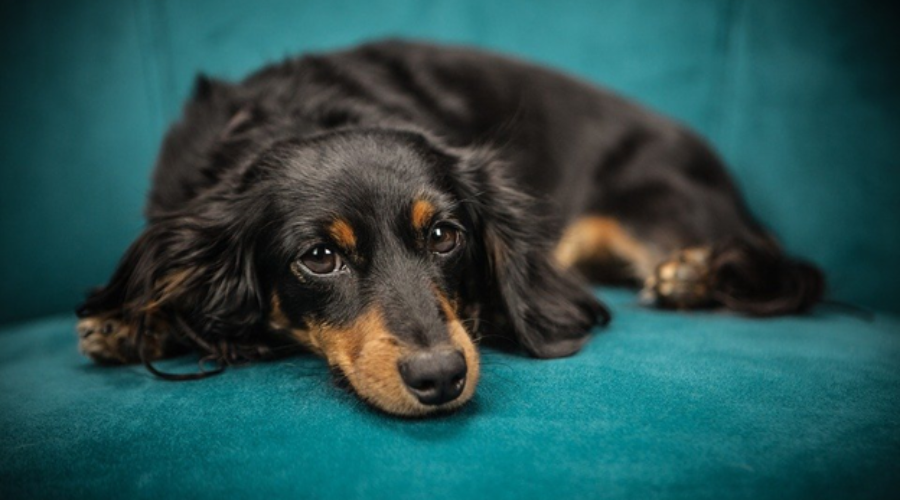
xmin=76 ymin=40 xmax=824 ymax=416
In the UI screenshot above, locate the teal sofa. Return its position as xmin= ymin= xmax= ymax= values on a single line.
xmin=2 ymin=1 xmax=898 ymax=498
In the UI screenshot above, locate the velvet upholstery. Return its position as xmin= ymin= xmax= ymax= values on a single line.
xmin=1 ymin=1 xmax=898 ymax=498
xmin=2 ymin=289 xmax=899 ymax=499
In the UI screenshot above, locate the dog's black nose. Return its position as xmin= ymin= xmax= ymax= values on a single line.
xmin=399 ymin=348 xmax=467 ymax=406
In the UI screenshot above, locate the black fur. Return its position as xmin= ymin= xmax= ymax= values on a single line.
xmin=78 ymin=39 xmax=824 ymax=365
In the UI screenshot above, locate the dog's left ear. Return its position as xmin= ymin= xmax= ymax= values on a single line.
xmin=449 ymin=150 xmax=610 ymax=358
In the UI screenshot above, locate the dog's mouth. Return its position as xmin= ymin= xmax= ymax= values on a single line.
xmin=334 ymin=360 xmax=477 ymax=417
xmin=334 ymin=318 xmax=480 ymax=417
xmin=346 ymin=321 xmax=480 ymax=417
xmin=291 ymin=309 xmax=480 ymax=417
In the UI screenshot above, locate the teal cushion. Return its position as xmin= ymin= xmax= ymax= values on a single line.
xmin=1 ymin=0 xmax=899 ymax=325
xmin=2 ymin=2 xmax=899 ymax=497
xmin=2 ymin=289 xmax=898 ymax=499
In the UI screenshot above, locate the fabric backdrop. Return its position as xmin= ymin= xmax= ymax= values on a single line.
xmin=1 ymin=0 xmax=898 ymax=325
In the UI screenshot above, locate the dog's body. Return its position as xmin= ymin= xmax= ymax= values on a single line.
xmin=77 ymin=40 xmax=823 ymax=416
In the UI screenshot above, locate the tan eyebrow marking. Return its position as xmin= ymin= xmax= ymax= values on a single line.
xmin=411 ymin=199 xmax=436 ymax=231
xmin=329 ymin=218 xmax=357 ymax=250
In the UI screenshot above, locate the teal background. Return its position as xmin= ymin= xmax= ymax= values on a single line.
xmin=1 ymin=1 xmax=899 ymax=499
xmin=1 ymin=0 xmax=899 ymax=325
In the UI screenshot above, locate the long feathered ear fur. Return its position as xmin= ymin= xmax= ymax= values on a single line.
xmin=450 ymin=149 xmax=610 ymax=358
xmin=76 ymin=192 xmax=267 ymax=347
xmin=77 ymin=74 xmax=273 ymax=352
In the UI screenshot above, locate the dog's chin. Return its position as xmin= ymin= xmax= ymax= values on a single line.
xmin=349 ymin=376 xmax=477 ymax=418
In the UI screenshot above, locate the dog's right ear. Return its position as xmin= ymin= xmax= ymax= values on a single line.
xmin=77 ymin=192 xmax=267 ymax=344
xmin=83 ymin=72 xmax=277 ymax=351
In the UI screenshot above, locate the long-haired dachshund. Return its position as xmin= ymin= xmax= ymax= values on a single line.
xmin=76 ymin=40 xmax=824 ymax=416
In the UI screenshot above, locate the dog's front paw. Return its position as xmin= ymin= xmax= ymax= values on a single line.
xmin=77 ymin=316 xmax=169 ymax=364
xmin=641 ymin=247 xmax=713 ymax=309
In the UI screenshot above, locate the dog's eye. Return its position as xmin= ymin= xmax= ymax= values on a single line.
xmin=428 ymin=224 xmax=460 ymax=254
xmin=299 ymin=245 xmax=343 ymax=274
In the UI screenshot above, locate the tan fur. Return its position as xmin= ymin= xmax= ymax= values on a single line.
xmin=139 ymin=268 xmax=195 ymax=313
xmin=328 ymin=218 xmax=357 ymax=250
xmin=288 ymin=297 xmax=479 ymax=416
xmin=555 ymin=216 xmax=660 ymax=279
xmin=77 ymin=269 xmax=194 ymax=364
xmin=77 ymin=315 xmax=172 ymax=364
xmin=411 ymin=199 xmax=436 ymax=231
xmin=641 ymin=246 xmax=713 ymax=308
xmin=269 ymin=293 xmax=291 ymax=330
xmin=436 ymin=292 xmax=480 ymax=409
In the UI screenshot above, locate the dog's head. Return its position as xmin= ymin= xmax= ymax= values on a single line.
xmin=81 ymin=128 xmax=607 ymax=416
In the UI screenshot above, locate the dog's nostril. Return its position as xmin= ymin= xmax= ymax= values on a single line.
xmin=409 ymin=379 xmax=436 ymax=392
xmin=399 ymin=349 xmax=467 ymax=406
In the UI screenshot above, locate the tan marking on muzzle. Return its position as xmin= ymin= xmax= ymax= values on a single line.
xmin=285 ymin=298 xmax=479 ymax=416
xmin=436 ymin=292 xmax=480 ymax=410
xmin=269 ymin=293 xmax=290 ymax=330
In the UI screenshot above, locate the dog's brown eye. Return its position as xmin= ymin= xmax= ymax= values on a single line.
xmin=428 ymin=224 xmax=460 ymax=254
xmin=300 ymin=245 xmax=342 ymax=274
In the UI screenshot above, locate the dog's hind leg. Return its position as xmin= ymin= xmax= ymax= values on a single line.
xmin=559 ymin=130 xmax=824 ymax=315
xmin=555 ymin=215 xmax=663 ymax=283
xmin=554 ymin=217 xmax=716 ymax=309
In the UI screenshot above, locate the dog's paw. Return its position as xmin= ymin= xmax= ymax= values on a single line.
xmin=641 ymin=247 xmax=713 ymax=309
xmin=77 ymin=316 xmax=169 ymax=364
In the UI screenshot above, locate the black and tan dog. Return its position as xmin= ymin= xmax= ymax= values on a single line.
xmin=76 ymin=40 xmax=823 ymax=416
